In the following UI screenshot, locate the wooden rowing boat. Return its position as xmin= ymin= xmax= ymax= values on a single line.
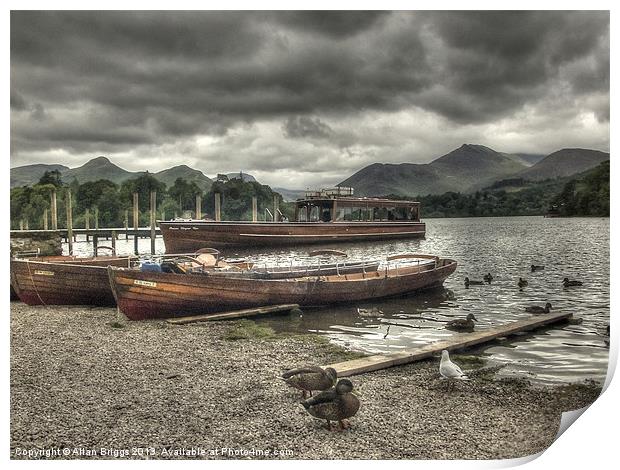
xmin=10 ymin=256 xmax=136 ymax=306
xmin=10 ymin=250 xmax=379 ymax=306
xmin=108 ymin=254 xmax=457 ymax=321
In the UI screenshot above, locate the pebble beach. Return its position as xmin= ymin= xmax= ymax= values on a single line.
xmin=10 ymin=303 xmax=602 ymax=460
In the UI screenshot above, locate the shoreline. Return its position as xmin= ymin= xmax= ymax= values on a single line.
xmin=10 ymin=303 xmax=602 ymax=460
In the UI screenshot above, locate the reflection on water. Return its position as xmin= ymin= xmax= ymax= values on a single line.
xmin=64 ymin=216 xmax=610 ymax=385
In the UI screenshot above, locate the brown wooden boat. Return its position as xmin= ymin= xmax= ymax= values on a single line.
xmin=108 ymin=254 xmax=457 ymax=321
xmin=159 ymin=189 xmax=425 ymax=252
xmin=10 ymin=256 xmax=136 ymax=306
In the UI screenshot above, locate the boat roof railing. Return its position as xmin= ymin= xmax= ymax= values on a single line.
xmin=296 ymin=195 xmax=420 ymax=207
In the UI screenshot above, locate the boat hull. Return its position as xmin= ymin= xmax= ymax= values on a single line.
xmin=109 ymin=258 xmax=457 ymax=321
xmin=10 ymin=257 xmax=134 ymax=306
xmin=159 ymin=220 xmax=426 ymax=252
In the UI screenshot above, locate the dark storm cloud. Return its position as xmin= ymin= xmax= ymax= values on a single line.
xmin=10 ymin=10 xmax=609 ymax=174
xmin=283 ymin=116 xmax=334 ymax=139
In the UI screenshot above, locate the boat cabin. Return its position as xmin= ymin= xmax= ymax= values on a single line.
xmin=294 ymin=187 xmax=421 ymax=223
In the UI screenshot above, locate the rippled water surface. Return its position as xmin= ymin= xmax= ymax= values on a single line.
xmin=66 ymin=216 xmax=610 ymax=385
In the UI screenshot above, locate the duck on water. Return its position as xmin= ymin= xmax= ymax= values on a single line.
xmin=525 ymin=302 xmax=553 ymax=314
xmin=446 ymin=313 xmax=478 ymax=332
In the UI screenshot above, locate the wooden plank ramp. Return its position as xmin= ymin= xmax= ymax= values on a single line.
xmin=166 ymin=304 xmax=300 ymax=325
xmin=327 ymin=311 xmax=573 ymax=377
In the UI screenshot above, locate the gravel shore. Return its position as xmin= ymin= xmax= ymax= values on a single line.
xmin=10 ymin=303 xmax=601 ymax=460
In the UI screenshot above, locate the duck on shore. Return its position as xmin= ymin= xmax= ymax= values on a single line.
xmin=282 ymin=366 xmax=337 ymax=399
xmin=302 ymin=378 xmax=360 ymax=431
xmin=525 ymin=302 xmax=552 ymax=314
xmin=483 ymin=273 xmax=493 ymax=283
xmin=518 ymin=278 xmax=528 ymax=289
xmin=446 ymin=313 xmax=478 ymax=332
xmin=563 ymin=278 xmax=583 ymax=287
xmin=531 ymin=265 xmax=545 ymax=272
xmin=464 ymin=277 xmax=484 ymax=287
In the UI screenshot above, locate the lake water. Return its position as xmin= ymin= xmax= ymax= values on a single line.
xmin=64 ymin=216 xmax=610 ymax=386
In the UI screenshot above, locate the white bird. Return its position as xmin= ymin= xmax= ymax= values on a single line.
xmin=439 ymin=350 xmax=469 ymax=381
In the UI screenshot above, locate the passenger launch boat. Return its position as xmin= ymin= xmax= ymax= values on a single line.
xmin=159 ymin=188 xmax=426 ymax=252
xmin=108 ymin=254 xmax=457 ymax=321
xmin=10 ymin=255 xmax=136 ymax=306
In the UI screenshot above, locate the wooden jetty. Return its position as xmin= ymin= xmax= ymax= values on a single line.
xmin=9 ymin=228 xmax=161 ymax=239
xmin=326 ymin=311 xmax=573 ymax=377
xmin=166 ymin=304 xmax=300 ymax=325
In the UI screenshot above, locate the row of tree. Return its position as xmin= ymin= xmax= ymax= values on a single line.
xmin=10 ymin=170 xmax=289 ymax=230
xmin=385 ymin=161 xmax=610 ymax=218
xmin=550 ymin=160 xmax=609 ymax=217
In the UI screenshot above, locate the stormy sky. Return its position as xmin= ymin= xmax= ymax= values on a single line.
xmin=10 ymin=10 xmax=610 ymax=188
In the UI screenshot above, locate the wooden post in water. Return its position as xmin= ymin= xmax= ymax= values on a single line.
xmin=43 ymin=209 xmax=48 ymax=231
xmin=85 ymin=208 xmax=90 ymax=241
xmin=195 ymin=194 xmax=202 ymax=219
xmin=150 ymin=191 xmax=156 ymax=255
xmin=273 ymin=195 xmax=279 ymax=222
xmin=93 ymin=234 xmax=98 ymax=257
xmin=124 ymin=209 xmax=129 ymax=240
xmin=214 ymin=193 xmax=221 ymax=222
xmin=111 ymin=230 xmax=117 ymax=255
xmin=51 ymin=190 xmax=58 ymax=230
xmin=252 ymin=196 xmax=257 ymax=222
xmin=66 ymin=189 xmax=73 ymax=255
xmin=133 ymin=192 xmax=139 ymax=255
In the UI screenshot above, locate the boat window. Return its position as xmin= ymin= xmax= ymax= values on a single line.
xmin=351 ymin=207 xmax=363 ymax=221
xmin=392 ymin=207 xmax=409 ymax=220
xmin=309 ymin=206 xmax=320 ymax=222
xmin=374 ymin=207 xmax=388 ymax=221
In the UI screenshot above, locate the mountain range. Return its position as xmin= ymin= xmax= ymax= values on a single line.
xmin=10 ymin=144 xmax=609 ymax=199
xmin=10 ymin=157 xmax=215 ymax=191
xmin=338 ymin=145 xmax=609 ymax=197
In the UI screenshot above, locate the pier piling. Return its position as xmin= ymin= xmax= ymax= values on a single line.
xmin=150 ymin=191 xmax=156 ymax=255
xmin=66 ymin=189 xmax=74 ymax=255
xmin=215 ymin=193 xmax=221 ymax=222
xmin=51 ymin=190 xmax=58 ymax=230
xmin=195 ymin=194 xmax=202 ymax=219
xmin=133 ymin=192 xmax=139 ymax=255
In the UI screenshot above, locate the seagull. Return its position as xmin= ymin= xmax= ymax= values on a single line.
xmin=518 ymin=278 xmax=528 ymax=289
xmin=483 ymin=273 xmax=493 ymax=283
xmin=439 ymin=350 xmax=469 ymax=389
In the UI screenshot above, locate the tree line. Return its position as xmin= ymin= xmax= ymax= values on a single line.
xmin=10 ymin=170 xmax=289 ymax=230
xmin=386 ymin=160 xmax=610 ymax=218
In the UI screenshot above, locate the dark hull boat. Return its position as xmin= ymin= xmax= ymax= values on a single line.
xmin=108 ymin=255 xmax=457 ymax=321
xmin=160 ymin=189 xmax=425 ymax=252
xmin=10 ymin=256 xmax=135 ymax=306
xmin=159 ymin=220 xmax=426 ymax=252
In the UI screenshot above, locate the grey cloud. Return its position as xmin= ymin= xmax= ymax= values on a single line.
xmin=10 ymin=11 xmax=609 ymax=182
xmin=283 ymin=116 xmax=335 ymax=139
